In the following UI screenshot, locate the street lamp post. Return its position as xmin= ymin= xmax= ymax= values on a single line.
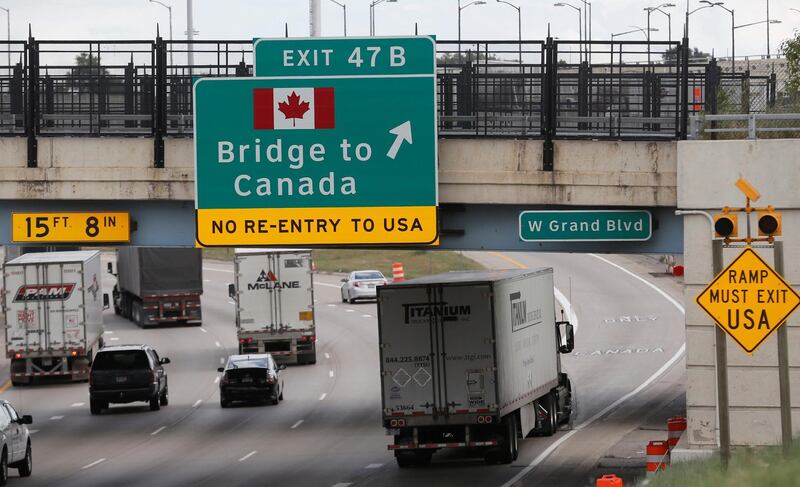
xmin=554 ymin=3 xmax=582 ymax=63
xmin=457 ymin=0 xmax=485 ymax=63
xmin=644 ymin=4 xmax=675 ymax=63
xmin=0 ymin=6 xmax=8 ymax=71
xmin=574 ymin=0 xmax=591 ymax=64
xmin=700 ymin=1 xmax=734 ymax=72
xmin=370 ymin=0 xmax=397 ymax=36
xmin=327 ymin=0 xmax=347 ymax=36
xmin=496 ymin=0 xmax=522 ymax=65
xmin=149 ymin=0 xmax=174 ymax=65
xmin=611 ymin=26 xmax=658 ymax=41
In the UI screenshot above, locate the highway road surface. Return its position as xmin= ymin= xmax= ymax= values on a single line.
xmin=0 ymin=251 xmax=686 ymax=487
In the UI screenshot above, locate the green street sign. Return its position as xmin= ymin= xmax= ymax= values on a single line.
xmin=194 ymin=37 xmax=438 ymax=247
xmin=519 ymin=210 xmax=652 ymax=242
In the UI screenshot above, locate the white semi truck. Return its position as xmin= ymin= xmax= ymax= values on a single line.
xmin=3 ymin=251 xmax=107 ymax=385
xmin=377 ymin=268 xmax=574 ymax=467
xmin=228 ymin=249 xmax=317 ymax=365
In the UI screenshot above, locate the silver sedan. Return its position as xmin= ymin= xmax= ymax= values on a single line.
xmin=340 ymin=270 xmax=388 ymax=303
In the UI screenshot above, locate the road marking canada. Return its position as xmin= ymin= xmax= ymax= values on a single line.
xmin=364 ymin=463 xmax=384 ymax=469
xmin=192 ymin=399 xmax=203 ymax=408
xmin=319 ymin=393 xmax=327 ymax=401
xmin=50 ymin=415 xmax=64 ymax=421
xmin=81 ymin=458 xmax=106 ymax=470
xmin=238 ymin=451 xmax=257 ymax=462
xmin=151 ymin=426 xmax=166 ymax=436
xmin=499 ymin=254 xmax=686 ymax=487
xmin=291 ymin=419 xmax=304 ymax=429
xmin=71 ymin=402 xmax=85 ymax=407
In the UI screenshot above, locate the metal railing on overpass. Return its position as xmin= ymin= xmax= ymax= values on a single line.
xmin=0 ymin=36 xmax=790 ymax=167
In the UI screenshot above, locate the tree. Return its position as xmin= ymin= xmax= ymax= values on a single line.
xmin=781 ymin=31 xmax=800 ymax=99
xmin=662 ymin=46 xmax=712 ymax=64
xmin=70 ymin=53 xmax=110 ymax=92
xmin=437 ymin=51 xmax=499 ymax=65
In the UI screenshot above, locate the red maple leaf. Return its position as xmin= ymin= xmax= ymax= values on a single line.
xmin=277 ymin=91 xmax=310 ymax=127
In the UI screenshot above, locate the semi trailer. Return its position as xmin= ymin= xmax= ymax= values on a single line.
xmin=3 ymin=251 xmax=107 ymax=385
xmin=229 ymin=249 xmax=317 ymax=365
xmin=110 ymin=248 xmax=203 ymax=327
xmin=377 ymin=268 xmax=574 ymax=467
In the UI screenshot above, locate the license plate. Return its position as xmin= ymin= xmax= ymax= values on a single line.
xmin=242 ymin=377 xmax=253 ymax=383
xmin=115 ymin=376 xmax=127 ymax=383
xmin=367 ymin=284 xmax=374 ymax=289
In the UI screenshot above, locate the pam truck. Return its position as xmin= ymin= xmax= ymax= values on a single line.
xmin=377 ymin=268 xmax=575 ymax=467
xmin=110 ymin=248 xmax=203 ymax=327
xmin=228 ymin=249 xmax=317 ymax=365
xmin=3 ymin=251 xmax=107 ymax=385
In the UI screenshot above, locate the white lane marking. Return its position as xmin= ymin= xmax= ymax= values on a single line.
xmin=291 ymin=419 xmax=304 ymax=429
xmin=202 ymin=267 xmax=233 ymax=273
xmin=228 ymin=300 xmax=236 ymax=306
xmin=316 ymin=282 xmax=341 ymax=289
xmin=319 ymin=393 xmax=327 ymax=401
xmin=214 ymin=377 xmax=220 ymax=384
xmin=203 ymin=279 xmax=211 ymax=283
xmin=200 ymin=327 xmax=208 ymax=333
xmin=329 ymin=370 xmax=335 ymax=378
xmin=109 ymin=337 xmax=120 ymax=341
xmin=238 ymin=451 xmax=257 ymax=462
xmin=327 ymin=304 xmax=337 ymax=307
xmin=331 ymin=483 xmax=352 ymax=487
xmin=50 ymin=415 xmax=64 ymax=421
xmin=81 ymin=458 xmax=106 ymax=470
xmin=220 ymin=357 xmax=226 ymax=364
xmin=71 ymin=402 xmax=85 ymax=407
xmin=346 ymin=309 xmax=355 ymax=313
xmin=553 ymin=287 xmax=579 ymax=334
xmin=103 ymin=330 xmax=114 ymax=335
xmin=362 ymin=314 xmax=372 ymax=318
xmin=365 ymin=463 xmax=384 ymax=469
xmin=499 ymin=255 xmax=686 ymax=487
xmin=215 ymin=341 xmax=221 ymax=348
xmin=324 ymin=353 xmax=331 ymax=359
xmin=28 ymin=429 xmax=39 ymax=435
xmin=192 ymin=399 xmax=203 ymax=408
xmin=151 ymin=426 xmax=166 ymax=436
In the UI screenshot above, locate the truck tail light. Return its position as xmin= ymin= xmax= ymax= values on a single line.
xmin=13 ymin=353 xmax=21 ymax=359
xmin=477 ymin=415 xmax=493 ymax=424
xmin=299 ymin=335 xmax=316 ymax=343
xmin=239 ymin=338 xmax=253 ymax=344
xmin=389 ymin=419 xmax=406 ymax=427
xmin=71 ymin=351 xmax=78 ymax=357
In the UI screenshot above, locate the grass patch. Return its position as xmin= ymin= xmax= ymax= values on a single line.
xmin=202 ymin=248 xmax=483 ymax=279
xmin=642 ymin=445 xmax=800 ymax=487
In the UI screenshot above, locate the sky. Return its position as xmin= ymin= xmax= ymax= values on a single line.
xmin=0 ymin=0 xmax=798 ymax=59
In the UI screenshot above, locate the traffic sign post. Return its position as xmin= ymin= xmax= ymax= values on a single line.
xmin=194 ymin=36 xmax=438 ymax=246
xmin=691 ymin=178 xmax=799 ymax=466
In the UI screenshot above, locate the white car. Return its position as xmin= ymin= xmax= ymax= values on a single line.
xmin=340 ymin=270 xmax=388 ymax=303
xmin=0 ymin=400 xmax=33 ymax=484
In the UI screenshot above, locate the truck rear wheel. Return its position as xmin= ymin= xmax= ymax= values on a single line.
xmin=494 ymin=414 xmax=519 ymax=464
xmin=132 ymin=301 xmax=144 ymax=327
xmin=540 ymin=392 xmax=558 ymax=437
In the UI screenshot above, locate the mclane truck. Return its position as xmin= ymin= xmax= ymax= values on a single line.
xmin=3 ymin=251 xmax=108 ymax=385
xmin=110 ymin=248 xmax=203 ymax=327
xmin=228 ymin=249 xmax=317 ymax=365
xmin=378 ymin=268 xmax=575 ymax=467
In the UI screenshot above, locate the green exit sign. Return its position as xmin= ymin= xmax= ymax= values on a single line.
xmin=519 ymin=210 xmax=652 ymax=242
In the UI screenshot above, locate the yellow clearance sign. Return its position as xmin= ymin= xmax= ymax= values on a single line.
xmin=11 ymin=212 xmax=131 ymax=244
xmin=696 ymin=247 xmax=800 ymax=354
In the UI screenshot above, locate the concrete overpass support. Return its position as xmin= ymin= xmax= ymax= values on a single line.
xmin=680 ymin=139 xmax=800 ymax=449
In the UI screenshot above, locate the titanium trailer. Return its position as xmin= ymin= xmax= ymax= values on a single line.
xmin=377 ymin=268 xmax=574 ymax=467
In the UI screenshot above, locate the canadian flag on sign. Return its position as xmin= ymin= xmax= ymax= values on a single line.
xmin=253 ymin=87 xmax=335 ymax=130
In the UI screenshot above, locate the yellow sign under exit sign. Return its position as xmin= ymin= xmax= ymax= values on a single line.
xmin=11 ymin=212 xmax=131 ymax=244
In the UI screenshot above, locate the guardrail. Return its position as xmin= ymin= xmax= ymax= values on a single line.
xmin=690 ymin=113 xmax=800 ymax=139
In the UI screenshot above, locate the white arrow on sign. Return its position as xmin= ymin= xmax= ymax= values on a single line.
xmin=386 ymin=121 xmax=413 ymax=160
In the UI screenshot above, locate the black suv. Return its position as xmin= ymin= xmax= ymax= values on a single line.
xmin=89 ymin=345 xmax=170 ymax=414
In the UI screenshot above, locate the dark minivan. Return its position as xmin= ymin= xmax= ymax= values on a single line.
xmin=218 ymin=354 xmax=285 ymax=407
xmin=89 ymin=345 xmax=170 ymax=414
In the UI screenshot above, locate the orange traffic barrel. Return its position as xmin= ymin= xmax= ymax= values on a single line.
xmin=646 ymin=440 xmax=670 ymax=475
xmin=667 ymin=416 xmax=687 ymax=447
xmin=392 ymin=262 xmax=405 ymax=282
xmin=596 ymin=474 xmax=623 ymax=487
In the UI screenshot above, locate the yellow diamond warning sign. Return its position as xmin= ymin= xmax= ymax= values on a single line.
xmin=696 ymin=247 xmax=800 ymax=354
